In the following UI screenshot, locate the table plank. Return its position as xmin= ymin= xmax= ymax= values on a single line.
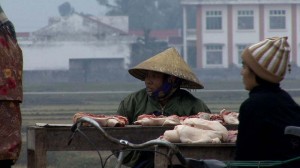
xmin=27 ymin=124 xmax=237 ymax=168
xmin=27 ymin=125 xmax=174 ymax=168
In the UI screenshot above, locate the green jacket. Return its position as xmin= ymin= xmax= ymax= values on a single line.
xmin=116 ymin=88 xmax=210 ymax=167
xmin=117 ymin=88 xmax=211 ymax=124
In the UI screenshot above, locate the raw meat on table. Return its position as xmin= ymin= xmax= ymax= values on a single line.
xmin=73 ymin=112 xmax=129 ymax=127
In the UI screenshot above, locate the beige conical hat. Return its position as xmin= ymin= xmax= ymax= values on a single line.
xmin=128 ymin=47 xmax=204 ymax=89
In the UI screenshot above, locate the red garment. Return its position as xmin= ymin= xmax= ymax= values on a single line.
xmin=0 ymin=102 xmax=21 ymax=161
xmin=0 ymin=22 xmax=23 ymax=163
xmin=0 ymin=26 xmax=23 ymax=101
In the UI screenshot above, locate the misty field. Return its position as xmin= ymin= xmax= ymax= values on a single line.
xmin=13 ymin=79 xmax=300 ymax=168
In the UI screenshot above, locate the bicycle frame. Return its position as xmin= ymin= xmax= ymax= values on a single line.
xmin=69 ymin=117 xmax=227 ymax=168
xmin=69 ymin=117 xmax=300 ymax=168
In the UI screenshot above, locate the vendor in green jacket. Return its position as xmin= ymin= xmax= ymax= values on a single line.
xmin=117 ymin=47 xmax=210 ymax=124
xmin=116 ymin=47 xmax=211 ymax=168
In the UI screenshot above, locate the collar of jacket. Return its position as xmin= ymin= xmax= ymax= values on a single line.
xmin=249 ymin=83 xmax=281 ymax=95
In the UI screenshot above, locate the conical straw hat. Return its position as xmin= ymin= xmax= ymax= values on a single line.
xmin=128 ymin=47 xmax=204 ymax=89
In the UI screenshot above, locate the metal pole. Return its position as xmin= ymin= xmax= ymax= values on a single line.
xmin=182 ymin=5 xmax=188 ymax=63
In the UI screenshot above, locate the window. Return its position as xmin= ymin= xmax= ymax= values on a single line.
xmin=238 ymin=10 xmax=254 ymax=30
xmin=237 ymin=44 xmax=248 ymax=64
xmin=269 ymin=10 xmax=286 ymax=29
xmin=187 ymin=45 xmax=197 ymax=68
xmin=206 ymin=11 xmax=222 ymax=30
xmin=206 ymin=44 xmax=223 ymax=65
xmin=187 ymin=6 xmax=197 ymax=29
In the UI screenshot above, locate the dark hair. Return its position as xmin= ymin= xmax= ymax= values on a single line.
xmin=164 ymin=74 xmax=182 ymax=88
xmin=247 ymin=67 xmax=276 ymax=85
xmin=0 ymin=20 xmax=16 ymax=40
xmin=255 ymin=75 xmax=275 ymax=85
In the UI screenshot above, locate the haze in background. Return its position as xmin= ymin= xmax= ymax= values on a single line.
xmin=1 ymin=0 xmax=107 ymax=32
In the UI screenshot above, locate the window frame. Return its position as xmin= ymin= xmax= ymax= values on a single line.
xmin=237 ymin=10 xmax=254 ymax=30
xmin=205 ymin=44 xmax=224 ymax=66
xmin=205 ymin=10 xmax=222 ymax=30
xmin=269 ymin=10 xmax=286 ymax=30
xmin=236 ymin=44 xmax=251 ymax=66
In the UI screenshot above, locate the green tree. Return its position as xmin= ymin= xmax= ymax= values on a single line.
xmin=96 ymin=0 xmax=181 ymax=67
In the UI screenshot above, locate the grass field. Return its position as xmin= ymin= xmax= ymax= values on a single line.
xmin=12 ymin=79 xmax=300 ymax=167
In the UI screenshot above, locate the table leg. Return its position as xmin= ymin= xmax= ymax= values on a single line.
xmin=27 ymin=128 xmax=47 ymax=168
xmin=27 ymin=149 xmax=47 ymax=168
xmin=154 ymin=146 xmax=169 ymax=168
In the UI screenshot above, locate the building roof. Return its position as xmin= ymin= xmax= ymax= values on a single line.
xmin=180 ymin=0 xmax=300 ymax=5
xmin=129 ymin=29 xmax=181 ymax=41
xmin=33 ymin=12 xmax=128 ymax=37
xmin=16 ymin=32 xmax=30 ymax=38
xmin=89 ymin=15 xmax=129 ymax=33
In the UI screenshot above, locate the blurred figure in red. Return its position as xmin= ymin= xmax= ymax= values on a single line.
xmin=0 ymin=5 xmax=23 ymax=168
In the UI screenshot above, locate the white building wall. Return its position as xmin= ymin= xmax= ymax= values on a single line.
xmin=263 ymin=4 xmax=293 ymax=66
xmin=231 ymin=5 xmax=260 ymax=66
xmin=263 ymin=5 xmax=291 ymax=40
xmin=202 ymin=5 xmax=228 ymax=68
xmin=182 ymin=0 xmax=300 ymax=68
xmin=21 ymin=42 xmax=131 ymax=70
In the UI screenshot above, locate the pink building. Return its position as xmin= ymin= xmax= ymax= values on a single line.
xmin=181 ymin=0 xmax=300 ymax=69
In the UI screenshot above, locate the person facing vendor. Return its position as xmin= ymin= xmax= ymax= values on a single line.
xmin=235 ymin=36 xmax=300 ymax=166
xmin=117 ymin=47 xmax=211 ymax=124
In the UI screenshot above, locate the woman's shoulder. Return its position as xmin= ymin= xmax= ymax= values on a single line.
xmin=177 ymin=88 xmax=193 ymax=95
xmin=131 ymin=88 xmax=147 ymax=95
xmin=175 ymin=89 xmax=207 ymax=104
xmin=176 ymin=89 xmax=198 ymax=98
xmin=248 ymin=90 xmax=278 ymax=104
xmin=240 ymin=92 xmax=273 ymax=112
xmin=123 ymin=88 xmax=147 ymax=100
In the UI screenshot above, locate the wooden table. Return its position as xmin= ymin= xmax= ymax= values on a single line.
xmin=27 ymin=124 xmax=236 ymax=168
xmin=27 ymin=124 xmax=173 ymax=168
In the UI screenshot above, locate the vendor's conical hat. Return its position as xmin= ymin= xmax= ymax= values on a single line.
xmin=128 ymin=47 xmax=204 ymax=89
